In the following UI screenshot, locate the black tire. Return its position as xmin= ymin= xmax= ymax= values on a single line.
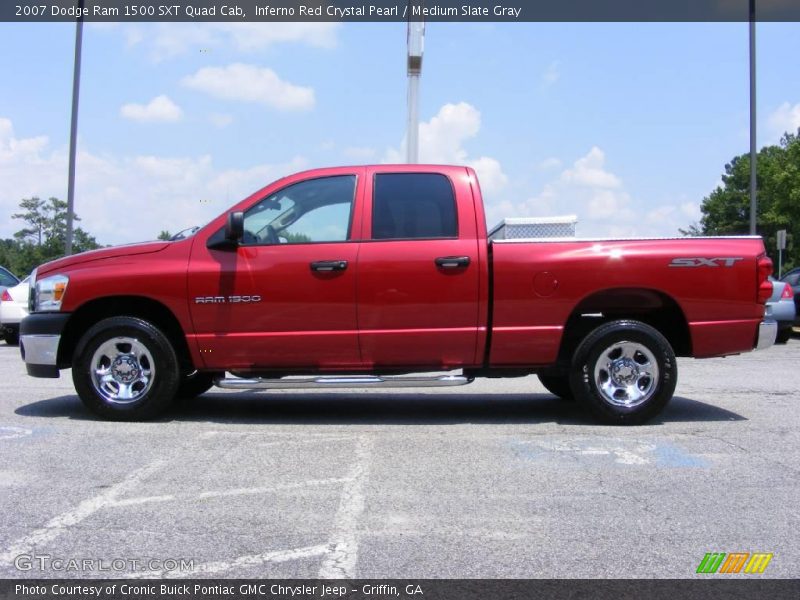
xmin=776 ymin=327 xmax=792 ymax=344
xmin=4 ymin=328 xmax=19 ymax=345
xmin=569 ymin=320 xmax=677 ymax=425
xmin=72 ymin=316 xmax=180 ymax=421
xmin=538 ymin=374 xmax=574 ymax=401
xmin=176 ymin=372 xmax=216 ymax=399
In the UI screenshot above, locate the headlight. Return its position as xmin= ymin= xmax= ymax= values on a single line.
xmin=34 ymin=274 xmax=69 ymax=312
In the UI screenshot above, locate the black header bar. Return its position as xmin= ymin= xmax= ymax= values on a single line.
xmin=2 ymin=579 xmax=800 ymax=600
xmin=3 ymin=0 xmax=800 ymax=23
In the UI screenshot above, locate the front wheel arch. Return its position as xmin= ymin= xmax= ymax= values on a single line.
xmin=58 ymin=295 xmax=194 ymax=373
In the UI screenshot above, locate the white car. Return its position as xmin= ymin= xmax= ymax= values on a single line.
xmin=0 ymin=277 xmax=29 ymax=345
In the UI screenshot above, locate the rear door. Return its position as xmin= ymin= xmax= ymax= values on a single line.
xmin=356 ymin=167 xmax=481 ymax=369
xmin=187 ymin=170 xmax=364 ymax=371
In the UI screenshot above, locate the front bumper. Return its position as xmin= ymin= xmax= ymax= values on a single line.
xmin=19 ymin=313 xmax=70 ymax=378
xmin=755 ymin=319 xmax=777 ymax=351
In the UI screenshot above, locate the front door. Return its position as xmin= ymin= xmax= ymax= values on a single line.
xmin=188 ymin=171 xmax=363 ymax=371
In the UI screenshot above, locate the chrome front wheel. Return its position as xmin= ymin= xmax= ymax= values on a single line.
xmin=73 ymin=317 xmax=180 ymax=421
xmin=90 ymin=337 xmax=155 ymax=404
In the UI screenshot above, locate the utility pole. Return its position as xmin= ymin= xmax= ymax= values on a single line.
xmin=749 ymin=0 xmax=757 ymax=235
xmin=65 ymin=0 xmax=85 ymax=255
xmin=406 ymin=4 xmax=424 ymax=163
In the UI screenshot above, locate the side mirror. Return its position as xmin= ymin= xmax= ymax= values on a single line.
xmin=225 ymin=211 xmax=244 ymax=243
xmin=207 ymin=211 xmax=244 ymax=251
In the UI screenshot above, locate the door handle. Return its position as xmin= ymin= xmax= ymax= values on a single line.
xmin=434 ymin=256 xmax=471 ymax=269
xmin=310 ymin=260 xmax=348 ymax=272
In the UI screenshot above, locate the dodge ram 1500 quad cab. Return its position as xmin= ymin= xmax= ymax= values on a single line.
xmin=19 ymin=165 xmax=776 ymax=424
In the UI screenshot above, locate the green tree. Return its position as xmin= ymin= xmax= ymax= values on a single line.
xmin=690 ymin=131 xmax=800 ymax=271
xmin=3 ymin=196 xmax=101 ymax=276
xmin=157 ymin=230 xmax=173 ymax=241
xmin=12 ymin=197 xmax=48 ymax=245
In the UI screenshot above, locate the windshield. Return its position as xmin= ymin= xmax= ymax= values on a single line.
xmin=169 ymin=226 xmax=200 ymax=241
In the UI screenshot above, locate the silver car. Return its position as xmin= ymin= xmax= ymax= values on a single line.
xmin=766 ymin=277 xmax=796 ymax=344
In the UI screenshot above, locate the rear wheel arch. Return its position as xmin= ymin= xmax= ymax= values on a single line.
xmin=556 ymin=287 xmax=691 ymax=367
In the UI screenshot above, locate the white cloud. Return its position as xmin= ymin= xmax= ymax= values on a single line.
xmin=209 ymin=113 xmax=233 ymax=128
xmin=468 ymin=156 xmax=507 ymax=197
xmin=124 ymin=26 xmax=144 ymax=47
xmin=114 ymin=23 xmax=339 ymax=61
xmin=147 ymin=24 xmax=215 ymax=61
xmin=384 ymin=102 xmax=508 ymax=195
xmin=541 ymin=61 xmax=560 ymax=87
xmin=486 ymin=146 xmax=696 ymax=238
xmin=680 ymin=201 xmax=701 ymax=221
xmin=0 ymin=117 xmax=49 ymax=160
xmin=586 ymin=189 xmax=630 ymax=220
xmin=0 ymin=116 xmax=307 ymax=245
xmin=768 ymin=101 xmax=800 ymax=138
xmin=560 ymin=146 xmax=622 ymax=188
xmin=182 ymin=63 xmax=315 ymax=111
xmin=538 ymin=157 xmax=562 ymax=170
xmin=120 ymin=95 xmax=183 ymax=123
xmin=1 ymin=118 xmax=68 ymax=238
xmin=211 ymin=23 xmax=339 ymax=51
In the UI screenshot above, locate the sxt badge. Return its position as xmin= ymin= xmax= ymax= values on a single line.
xmin=669 ymin=257 xmax=743 ymax=268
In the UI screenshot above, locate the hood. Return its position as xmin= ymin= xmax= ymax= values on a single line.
xmin=36 ymin=241 xmax=172 ymax=276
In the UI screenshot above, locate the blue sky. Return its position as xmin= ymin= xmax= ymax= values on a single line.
xmin=1 ymin=21 xmax=799 ymax=244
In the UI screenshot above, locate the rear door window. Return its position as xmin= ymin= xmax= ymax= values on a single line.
xmin=372 ymin=173 xmax=457 ymax=240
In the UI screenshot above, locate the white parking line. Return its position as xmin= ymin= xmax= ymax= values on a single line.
xmin=108 ymin=477 xmax=354 ymax=507
xmin=0 ymin=460 xmax=165 ymax=566
xmin=255 ymin=437 xmax=355 ymax=448
xmin=198 ymin=478 xmax=354 ymax=499
xmin=0 ymin=426 xmax=32 ymax=441
xmin=109 ymin=495 xmax=176 ymax=507
xmin=318 ymin=435 xmax=374 ymax=578
xmin=201 ymin=431 xmax=352 ymax=440
xmin=128 ymin=544 xmax=331 ymax=579
xmin=0 ymin=434 xmax=371 ymax=577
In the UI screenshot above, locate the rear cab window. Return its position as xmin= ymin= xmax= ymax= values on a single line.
xmin=372 ymin=173 xmax=458 ymax=240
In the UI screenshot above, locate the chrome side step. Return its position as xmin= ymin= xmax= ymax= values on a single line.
xmin=213 ymin=374 xmax=473 ymax=390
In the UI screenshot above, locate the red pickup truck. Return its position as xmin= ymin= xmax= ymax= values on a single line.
xmin=20 ymin=165 xmax=775 ymax=424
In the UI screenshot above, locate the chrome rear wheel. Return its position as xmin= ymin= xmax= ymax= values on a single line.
xmin=570 ymin=320 xmax=677 ymax=425
xmin=593 ymin=341 xmax=659 ymax=408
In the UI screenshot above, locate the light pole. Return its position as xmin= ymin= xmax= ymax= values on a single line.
xmin=406 ymin=6 xmax=424 ymax=163
xmin=65 ymin=0 xmax=85 ymax=255
xmin=749 ymin=0 xmax=757 ymax=235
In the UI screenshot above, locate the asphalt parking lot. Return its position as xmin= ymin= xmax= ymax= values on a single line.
xmin=0 ymin=340 xmax=797 ymax=579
